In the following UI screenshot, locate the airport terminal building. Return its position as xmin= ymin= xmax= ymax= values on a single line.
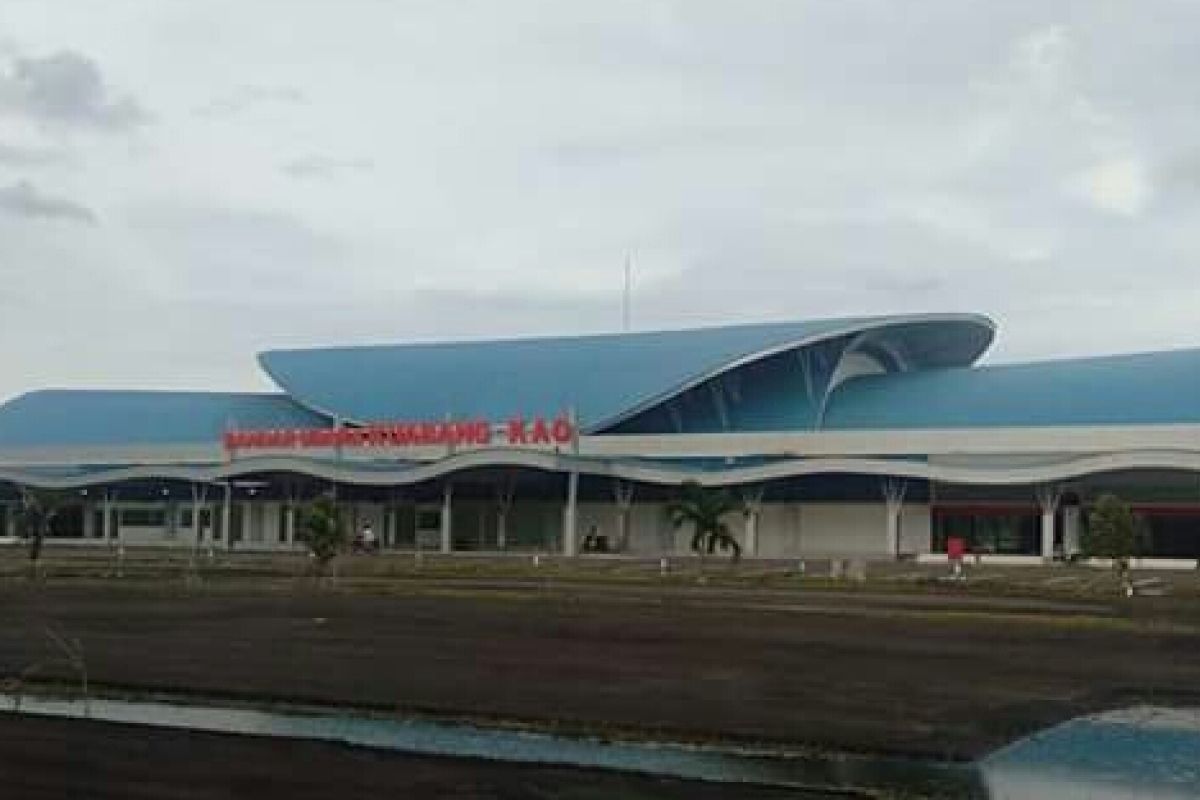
xmin=2 ymin=312 xmax=1200 ymax=565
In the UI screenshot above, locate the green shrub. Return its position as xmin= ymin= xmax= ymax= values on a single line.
xmin=296 ymin=496 xmax=346 ymax=576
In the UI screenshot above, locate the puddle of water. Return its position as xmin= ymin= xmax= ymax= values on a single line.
xmin=0 ymin=692 xmax=983 ymax=798
xmin=982 ymin=706 xmax=1200 ymax=800
xmin=4 ymin=693 xmax=1196 ymax=798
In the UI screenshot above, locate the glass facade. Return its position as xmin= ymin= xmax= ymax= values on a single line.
xmin=120 ymin=508 xmax=166 ymax=528
xmin=936 ymin=504 xmax=1200 ymax=558
xmin=1126 ymin=511 xmax=1200 ymax=559
xmin=933 ymin=508 xmax=1040 ymax=555
xmin=388 ymin=506 xmax=417 ymax=549
xmin=47 ymin=505 xmax=85 ymax=539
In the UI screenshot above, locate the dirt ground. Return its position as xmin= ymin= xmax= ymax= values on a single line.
xmin=0 ymin=576 xmax=1197 ymax=764
xmin=0 ymin=714 xmax=828 ymax=800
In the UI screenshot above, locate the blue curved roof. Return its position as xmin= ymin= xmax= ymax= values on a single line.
xmin=259 ymin=314 xmax=994 ymax=432
xmin=824 ymin=348 xmax=1200 ymax=430
xmin=0 ymin=390 xmax=327 ymax=448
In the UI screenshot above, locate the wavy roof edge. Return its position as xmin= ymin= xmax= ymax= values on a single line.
xmin=0 ymin=389 xmax=328 ymax=448
xmin=259 ymin=313 xmax=996 ymax=358
xmin=824 ymin=344 xmax=1200 ymax=430
xmin=257 ymin=313 xmax=997 ymax=431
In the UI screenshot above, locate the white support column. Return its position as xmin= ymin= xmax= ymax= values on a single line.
xmin=882 ymin=479 xmax=907 ymax=559
xmin=741 ymin=486 xmax=765 ymax=558
xmin=235 ymin=501 xmax=248 ymax=549
xmin=278 ymin=484 xmax=297 ymax=551
xmin=190 ymin=483 xmax=208 ymax=564
xmin=1063 ymin=504 xmax=1081 ymax=559
xmin=614 ymin=481 xmax=634 ymax=553
xmin=384 ymin=490 xmax=398 ymax=550
xmin=496 ymin=480 xmax=515 ymax=552
xmin=563 ymin=471 xmax=579 ymax=557
xmin=82 ymin=499 xmax=95 ymax=540
xmin=103 ymin=489 xmax=120 ymax=550
xmin=1037 ymin=484 xmax=1062 ymax=562
xmin=99 ymin=495 xmax=110 ymax=543
xmin=285 ymin=502 xmax=296 ymax=549
xmin=440 ymin=483 xmax=453 ymax=555
xmin=222 ymin=483 xmax=233 ymax=551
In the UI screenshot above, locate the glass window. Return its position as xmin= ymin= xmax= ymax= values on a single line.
xmin=250 ymin=505 xmax=265 ymax=542
xmin=120 ymin=508 xmax=166 ymax=527
xmin=1140 ymin=515 xmax=1200 ymax=558
xmin=180 ymin=509 xmax=213 ymax=534
xmin=934 ymin=510 xmax=1039 ymax=555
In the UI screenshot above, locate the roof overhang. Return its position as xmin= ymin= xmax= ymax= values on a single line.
xmin=258 ymin=313 xmax=996 ymax=434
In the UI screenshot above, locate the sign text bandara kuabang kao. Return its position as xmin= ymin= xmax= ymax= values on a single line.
xmin=222 ymin=415 xmax=576 ymax=452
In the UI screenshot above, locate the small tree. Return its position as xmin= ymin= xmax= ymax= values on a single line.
xmin=14 ymin=487 xmax=69 ymax=575
xmin=666 ymin=480 xmax=744 ymax=563
xmin=296 ymin=495 xmax=346 ymax=579
xmin=1082 ymin=494 xmax=1146 ymax=594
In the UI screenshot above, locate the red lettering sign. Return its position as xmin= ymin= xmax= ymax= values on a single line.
xmin=223 ymin=415 xmax=572 ymax=453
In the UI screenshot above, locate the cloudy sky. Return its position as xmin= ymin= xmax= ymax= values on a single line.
xmin=1 ymin=1 xmax=1198 ymax=401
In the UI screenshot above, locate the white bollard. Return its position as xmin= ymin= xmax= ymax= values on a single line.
xmin=659 ymin=557 xmax=668 ymax=576
xmin=533 ymin=554 xmax=541 ymax=568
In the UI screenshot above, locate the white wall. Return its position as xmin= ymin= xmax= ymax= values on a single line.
xmin=756 ymin=504 xmax=803 ymax=557
xmin=780 ymin=502 xmax=932 ymax=557
xmin=900 ymin=505 xmax=932 ymax=555
xmin=797 ymin=504 xmax=885 ymax=557
xmin=245 ymin=502 xmax=268 ymax=547
xmin=625 ymin=503 xmax=672 ymax=555
xmin=598 ymin=501 xmax=932 ymax=559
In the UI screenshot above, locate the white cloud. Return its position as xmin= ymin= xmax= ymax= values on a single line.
xmin=194 ymin=85 xmax=306 ymax=118
xmin=1010 ymin=24 xmax=1072 ymax=96
xmin=0 ymin=48 xmax=146 ymax=130
xmin=280 ymin=155 xmax=372 ymax=180
xmin=0 ymin=179 xmax=95 ymax=223
xmin=1072 ymin=157 xmax=1152 ymax=216
xmin=0 ymin=140 xmax=69 ymax=165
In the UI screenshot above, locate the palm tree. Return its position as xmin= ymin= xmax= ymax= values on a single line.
xmin=666 ymin=480 xmax=744 ymax=562
xmin=15 ymin=487 xmax=69 ymax=574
